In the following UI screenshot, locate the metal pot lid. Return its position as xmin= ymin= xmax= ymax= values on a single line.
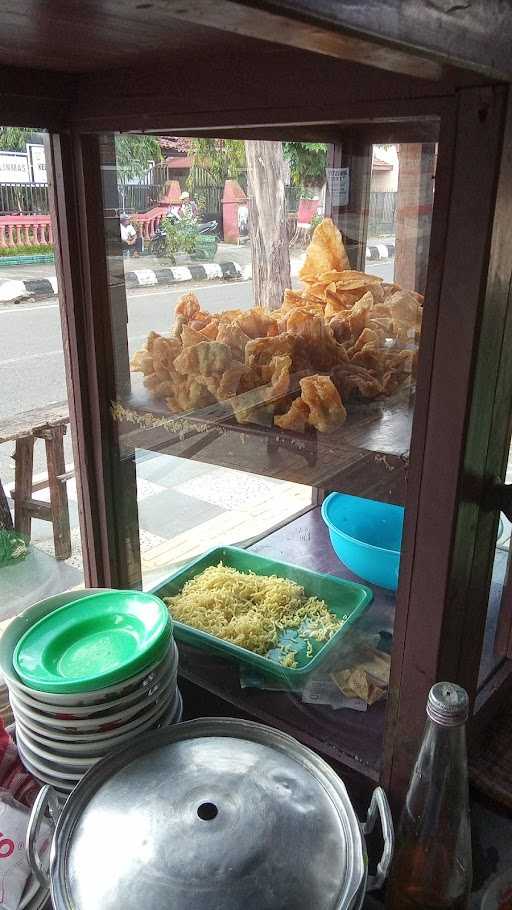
xmin=51 ymin=718 xmax=365 ymax=910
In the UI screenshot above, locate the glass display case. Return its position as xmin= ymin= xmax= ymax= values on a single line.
xmin=76 ymin=121 xmax=442 ymax=782
xmin=23 ymin=33 xmax=510 ymax=807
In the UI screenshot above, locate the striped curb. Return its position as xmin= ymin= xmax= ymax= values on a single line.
xmin=0 ymin=262 xmax=243 ymax=303
xmin=366 ymin=242 xmax=395 ymax=260
xmin=125 ymin=261 xmax=242 ymax=289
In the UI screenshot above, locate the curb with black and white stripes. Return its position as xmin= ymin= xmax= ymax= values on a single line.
xmin=366 ymin=241 xmax=395 ymax=260
xmin=125 ymin=261 xmax=242 ymax=289
xmin=0 ymin=261 xmax=243 ymax=303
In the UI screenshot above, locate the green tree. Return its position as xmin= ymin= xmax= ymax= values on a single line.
xmin=0 ymin=127 xmax=42 ymax=151
xmin=114 ymin=134 xmax=162 ymax=210
xmin=115 ymin=134 xmax=162 ymax=183
xmin=283 ymin=142 xmax=327 ymax=186
xmin=188 ymin=138 xmax=246 ymax=187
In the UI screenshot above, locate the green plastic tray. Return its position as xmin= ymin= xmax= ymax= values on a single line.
xmin=153 ymin=546 xmax=373 ymax=683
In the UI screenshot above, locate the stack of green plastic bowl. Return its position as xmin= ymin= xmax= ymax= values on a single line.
xmin=2 ymin=589 xmax=181 ymax=799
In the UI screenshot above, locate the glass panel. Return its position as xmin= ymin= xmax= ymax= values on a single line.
xmin=101 ymin=126 xmax=438 ymax=773
xmin=0 ymin=127 xmax=84 ymax=622
xmin=479 ymin=442 xmax=512 ymax=687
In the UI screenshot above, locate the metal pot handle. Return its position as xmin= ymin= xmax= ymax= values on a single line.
xmin=362 ymin=786 xmax=394 ymax=892
xmin=26 ymin=785 xmax=59 ymax=887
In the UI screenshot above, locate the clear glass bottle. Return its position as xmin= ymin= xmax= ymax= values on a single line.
xmin=386 ymin=682 xmax=472 ymax=910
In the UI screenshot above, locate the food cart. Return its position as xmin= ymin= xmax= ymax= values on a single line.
xmin=2 ymin=2 xmax=512 ymax=817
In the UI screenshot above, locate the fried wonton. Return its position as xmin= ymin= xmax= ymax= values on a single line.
xmin=216 ymin=323 xmax=251 ymax=361
xmin=299 ymin=375 xmax=347 ymax=433
xmin=175 ymin=292 xmax=200 ymax=322
xmin=274 ymin=397 xmax=310 ymax=433
xmin=237 ymin=308 xmax=278 ymax=339
xmin=181 ymin=324 xmax=211 ymax=348
xmin=299 ymin=218 xmax=350 ymax=284
xmin=174 ymin=341 xmax=232 ymax=377
xmin=348 ymin=291 xmax=374 ymax=338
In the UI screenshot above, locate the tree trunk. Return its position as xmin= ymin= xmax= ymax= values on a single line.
xmin=245 ymin=140 xmax=291 ymax=311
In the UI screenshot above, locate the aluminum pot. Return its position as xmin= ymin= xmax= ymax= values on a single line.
xmin=27 ymin=718 xmax=393 ymax=910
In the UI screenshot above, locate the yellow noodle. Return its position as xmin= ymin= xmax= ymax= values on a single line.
xmin=165 ymin=562 xmax=341 ymax=656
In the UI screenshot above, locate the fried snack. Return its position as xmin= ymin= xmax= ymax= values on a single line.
xmin=230 ymin=385 xmax=277 ymax=426
xmin=198 ymin=362 xmax=247 ymax=401
xmin=335 ymin=271 xmax=383 ymax=291
xmin=387 ymin=289 xmax=422 ymax=327
xmin=350 ymin=344 xmax=382 ymax=373
xmin=245 ymin=334 xmax=297 ymax=368
xmin=348 ymin=291 xmax=374 ymax=338
xmin=237 ymin=308 xmax=278 ymax=339
xmin=181 ymin=324 xmax=211 ymax=347
xmin=351 ymin=327 xmax=381 ymax=352
xmin=274 ymin=397 xmax=310 ymax=433
xmin=332 ymin=364 xmax=383 ymax=401
xmin=174 ymin=341 xmax=232 ymax=377
xmin=282 ymin=288 xmax=307 ymax=312
xmin=299 ymin=218 xmax=350 ymax=284
xmin=216 ymin=322 xmax=251 ymax=361
xmin=201 ymin=319 xmax=219 ymax=340
xmin=300 ymin=375 xmax=347 ymax=433
xmin=261 ymin=354 xmax=293 ymax=398
xmin=165 ymin=376 xmax=213 ymax=413
xmin=175 ymin=292 xmax=200 ymax=322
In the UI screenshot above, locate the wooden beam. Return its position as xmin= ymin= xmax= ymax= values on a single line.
xmin=239 ymin=0 xmax=512 ymax=81
xmin=143 ymin=1 xmax=442 ymax=80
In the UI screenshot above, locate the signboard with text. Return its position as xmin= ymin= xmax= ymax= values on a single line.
xmin=0 ymin=153 xmax=30 ymax=184
xmin=326 ymin=167 xmax=350 ymax=206
xmin=27 ymin=144 xmax=47 ymax=183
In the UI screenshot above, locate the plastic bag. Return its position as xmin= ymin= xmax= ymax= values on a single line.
xmin=0 ymin=790 xmax=50 ymax=910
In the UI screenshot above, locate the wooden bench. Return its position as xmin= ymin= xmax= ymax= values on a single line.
xmin=0 ymin=402 xmax=72 ymax=560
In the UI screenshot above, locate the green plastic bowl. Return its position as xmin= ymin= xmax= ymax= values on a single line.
xmin=13 ymin=590 xmax=172 ymax=694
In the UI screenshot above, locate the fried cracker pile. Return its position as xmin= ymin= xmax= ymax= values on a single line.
xmin=131 ymin=218 xmax=422 ymax=434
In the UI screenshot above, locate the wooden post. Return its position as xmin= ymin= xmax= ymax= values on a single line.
xmin=13 ymin=437 xmax=34 ymax=540
xmin=45 ymin=130 xmax=141 ymax=588
xmin=37 ymin=425 xmax=71 ymax=561
xmin=383 ymin=86 xmax=511 ymax=807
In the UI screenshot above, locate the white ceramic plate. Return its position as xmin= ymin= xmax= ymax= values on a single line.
xmin=15 ymin=680 xmax=177 ymax=772
xmin=14 ymin=687 xmax=176 ymax=752
xmin=8 ymin=643 xmax=178 ymax=718
xmin=10 ymin=681 xmax=175 ymax=740
xmin=9 ymin=669 xmax=177 ymax=731
xmin=17 ymin=739 xmax=83 ymax=784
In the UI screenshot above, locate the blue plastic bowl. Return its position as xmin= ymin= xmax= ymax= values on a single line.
xmin=321 ymin=492 xmax=404 ymax=591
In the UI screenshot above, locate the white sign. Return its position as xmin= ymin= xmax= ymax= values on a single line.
xmin=0 ymin=152 xmax=30 ymax=184
xmin=326 ymin=167 xmax=350 ymax=206
xmin=27 ymin=144 xmax=47 ymax=183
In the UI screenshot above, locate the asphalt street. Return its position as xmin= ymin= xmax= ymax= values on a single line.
xmin=0 ymin=258 xmax=394 ymax=485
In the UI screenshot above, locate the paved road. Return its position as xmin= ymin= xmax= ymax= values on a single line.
xmin=0 ymin=258 xmax=394 ymax=485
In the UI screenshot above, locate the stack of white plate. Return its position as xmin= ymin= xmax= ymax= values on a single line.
xmin=9 ymin=643 xmax=181 ymax=800
xmin=0 ymin=590 xmax=182 ymax=800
